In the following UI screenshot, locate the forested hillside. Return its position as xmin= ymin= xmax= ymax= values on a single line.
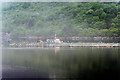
xmin=2 ymin=2 xmax=120 ymax=37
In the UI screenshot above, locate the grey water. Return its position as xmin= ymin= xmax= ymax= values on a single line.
xmin=2 ymin=47 xmax=120 ymax=79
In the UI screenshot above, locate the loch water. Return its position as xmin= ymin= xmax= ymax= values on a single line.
xmin=2 ymin=47 xmax=120 ymax=79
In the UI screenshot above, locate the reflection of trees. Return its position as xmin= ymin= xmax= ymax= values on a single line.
xmin=2 ymin=48 xmax=120 ymax=79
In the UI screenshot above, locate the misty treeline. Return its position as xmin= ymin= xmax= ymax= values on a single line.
xmin=2 ymin=2 xmax=120 ymax=37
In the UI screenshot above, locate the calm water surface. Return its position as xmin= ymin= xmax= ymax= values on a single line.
xmin=2 ymin=47 xmax=120 ymax=79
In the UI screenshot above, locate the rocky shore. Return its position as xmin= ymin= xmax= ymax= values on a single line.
xmin=8 ymin=43 xmax=120 ymax=47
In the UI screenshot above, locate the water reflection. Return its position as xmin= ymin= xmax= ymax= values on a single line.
xmin=2 ymin=47 xmax=120 ymax=79
xmin=54 ymin=47 xmax=60 ymax=54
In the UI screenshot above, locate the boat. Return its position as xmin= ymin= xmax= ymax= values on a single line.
xmin=47 ymin=34 xmax=63 ymax=44
xmin=38 ymin=34 xmax=63 ymax=44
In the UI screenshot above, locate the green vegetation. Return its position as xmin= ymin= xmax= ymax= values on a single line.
xmin=2 ymin=2 xmax=120 ymax=37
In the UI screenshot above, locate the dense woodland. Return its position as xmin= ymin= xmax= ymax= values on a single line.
xmin=2 ymin=2 xmax=120 ymax=37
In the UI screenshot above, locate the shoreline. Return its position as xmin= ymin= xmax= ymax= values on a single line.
xmin=6 ymin=43 xmax=120 ymax=47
